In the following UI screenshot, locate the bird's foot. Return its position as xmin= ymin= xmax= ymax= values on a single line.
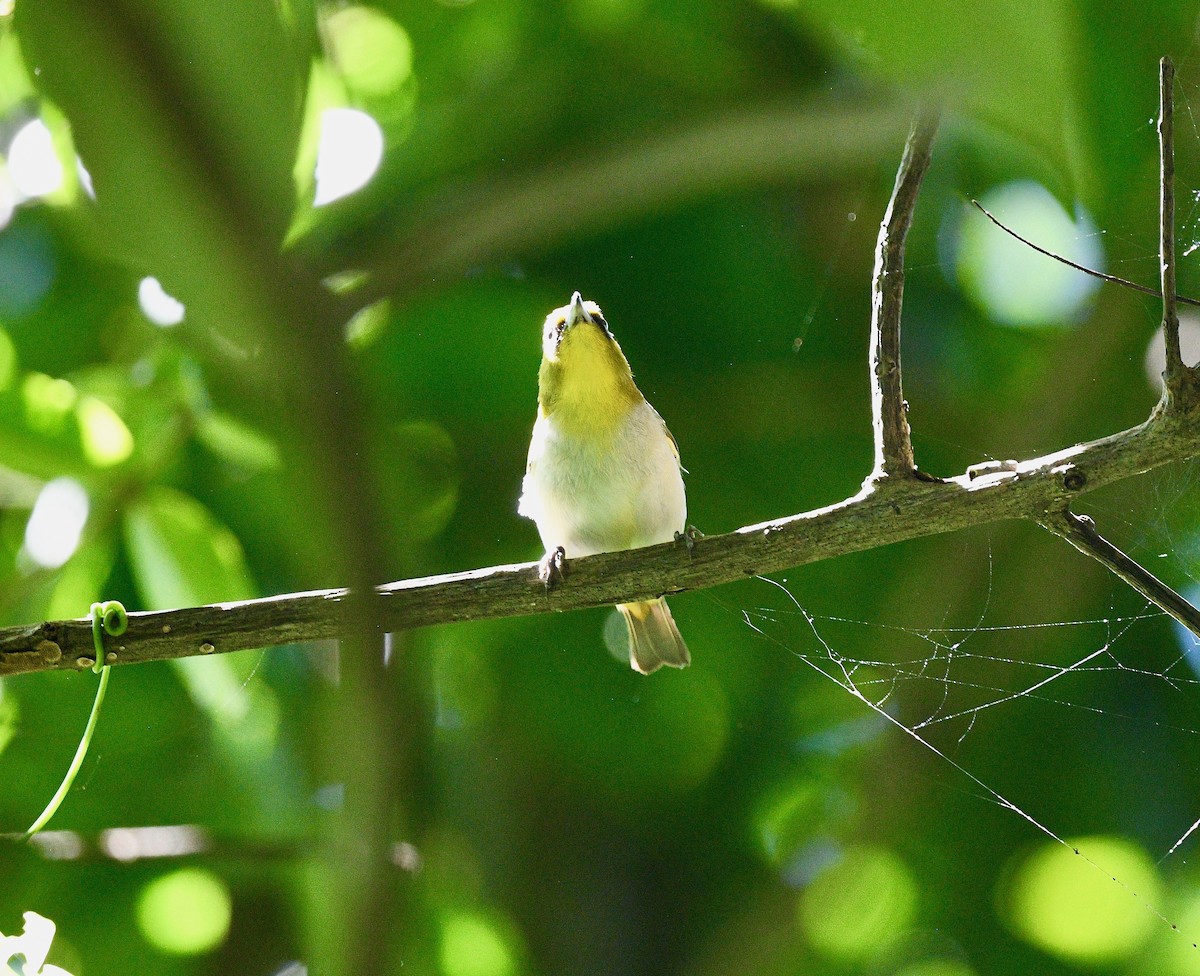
xmin=674 ymin=525 xmax=703 ymax=553
xmin=539 ymin=546 xmax=567 ymax=590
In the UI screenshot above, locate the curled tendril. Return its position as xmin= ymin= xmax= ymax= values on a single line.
xmin=96 ymin=600 xmax=129 ymax=637
xmin=90 ymin=601 xmax=127 ymax=675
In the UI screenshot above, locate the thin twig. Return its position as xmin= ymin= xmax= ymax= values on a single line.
xmin=1160 ymin=56 xmax=1184 ymax=402
xmin=1040 ymin=509 xmax=1200 ymax=641
xmin=3 ymin=410 xmax=1199 ymax=678
xmin=970 ymin=200 xmax=1200 ymax=309
xmin=869 ymin=109 xmax=938 ymax=481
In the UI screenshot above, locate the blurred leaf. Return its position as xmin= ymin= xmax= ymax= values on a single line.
xmin=0 ymin=378 xmax=93 ymax=481
xmin=1070 ymin=0 xmax=1199 ymax=216
xmin=123 ymin=485 xmax=256 ymax=609
xmin=195 ymin=411 xmax=282 ymax=473
xmin=43 ymin=532 xmax=115 ymax=620
xmin=0 ymin=327 xmax=15 ymax=390
xmin=14 ymin=0 xmax=308 ymax=335
xmin=378 ymin=420 xmax=461 ymax=543
xmin=792 ymin=0 xmax=1079 ymax=179
xmin=0 ymin=679 xmax=18 ymax=758
xmin=0 ymin=31 xmax=34 ymax=116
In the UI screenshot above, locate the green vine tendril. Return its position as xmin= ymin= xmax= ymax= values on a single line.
xmin=23 ymin=601 xmax=127 ymax=840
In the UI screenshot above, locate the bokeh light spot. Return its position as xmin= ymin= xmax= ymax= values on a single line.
xmin=8 ymin=118 xmax=63 ymax=199
xmin=324 ymin=6 xmax=413 ymax=97
xmin=137 ymin=867 xmax=232 ymax=955
xmin=77 ymin=396 xmax=134 ymax=467
xmin=754 ymin=776 xmax=826 ymax=868
xmin=956 ymin=181 xmax=1102 ymax=327
xmin=24 ymin=477 xmax=88 ymax=569
xmin=313 ymin=108 xmax=383 ymax=206
xmin=1144 ymin=313 xmax=1200 ymax=388
xmin=439 ymin=912 xmax=516 ymax=976
xmin=797 ymin=844 xmax=918 ymax=963
xmin=138 ymin=276 xmax=185 ymax=326
xmin=1000 ymin=835 xmax=1161 ymax=964
xmin=22 ymin=373 xmax=77 ymax=434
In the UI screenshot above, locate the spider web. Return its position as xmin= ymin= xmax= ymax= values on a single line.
xmin=716 ymin=452 xmax=1200 ymax=957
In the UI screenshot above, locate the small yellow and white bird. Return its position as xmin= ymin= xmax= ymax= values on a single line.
xmin=519 ymin=292 xmax=690 ymax=674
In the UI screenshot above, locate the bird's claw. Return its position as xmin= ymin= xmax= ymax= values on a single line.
xmin=539 ymin=546 xmax=567 ymax=589
xmin=674 ymin=525 xmax=703 ymax=553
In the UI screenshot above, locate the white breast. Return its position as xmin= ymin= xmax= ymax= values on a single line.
xmin=519 ymin=400 xmax=686 ymax=557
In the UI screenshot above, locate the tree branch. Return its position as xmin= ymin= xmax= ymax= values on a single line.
xmin=869 ymin=109 xmax=938 ymax=482
xmin=4 ymin=410 xmax=1198 ymax=678
xmin=1038 ymin=508 xmax=1200 ymax=641
xmin=1160 ymin=56 xmax=1185 ymax=404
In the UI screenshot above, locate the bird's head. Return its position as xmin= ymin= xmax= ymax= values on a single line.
xmin=541 ymin=291 xmax=613 ymax=364
xmin=537 ymin=292 xmax=640 ymax=426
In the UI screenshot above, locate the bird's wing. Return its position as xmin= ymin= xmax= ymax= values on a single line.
xmin=649 ymin=403 xmax=684 ymax=471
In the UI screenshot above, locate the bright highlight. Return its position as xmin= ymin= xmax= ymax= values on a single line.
xmin=138 ymin=276 xmax=186 ymax=326
xmin=1001 ymin=835 xmax=1161 ymax=964
xmin=440 ymin=912 xmax=516 ymax=976
xmin=78 ymin=396 xmax=135 ymax=467
xmin=957 ymin=181 xmax=1102 ymax=327
xmin=8 ymin=119 xmax=64 ymax=200
xmin=25 ymin=478 xmax=89 ymax=569
xmin=313 ymin=108 xmax=384 ymax=206
xmin=137 ymin=867 xmax=232 ymax=955
xmin=798 ymin=844 xmax=917 ymax=962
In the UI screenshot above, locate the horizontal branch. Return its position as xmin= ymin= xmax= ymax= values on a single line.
xmin=3 ymin=407 xmax=1197 ymax=678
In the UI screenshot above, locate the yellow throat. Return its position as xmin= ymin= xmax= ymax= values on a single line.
xmin=538 ymin=295 xmax=641 ymax=439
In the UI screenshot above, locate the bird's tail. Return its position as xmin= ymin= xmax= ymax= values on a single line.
xmin=618 ymin=598 xmax=690 ymax=674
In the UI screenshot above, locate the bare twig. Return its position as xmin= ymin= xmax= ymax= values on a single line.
xmin=1160 ymin=56 xmax=1185 ymax=405
xmin=869 ymin=109 xmax=938 ymax=481
xmin=1040 ymin=508 xmax=1200 ymax=641
xmin=970 ymin=200 xmax=1200 ymax=309
xmin=4 ymin=410 xmax=1199 ymax=678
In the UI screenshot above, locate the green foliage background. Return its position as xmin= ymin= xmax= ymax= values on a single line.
xmin=3 ymin=1 xmax=1200 ymax=974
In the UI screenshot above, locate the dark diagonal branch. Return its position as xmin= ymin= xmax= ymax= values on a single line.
xmin=1039 ymin=508 xmax=1200 ymax=641
xmin=869 ymin=109 xmax=938 ymax=482
xmin=1160 ymin=56 xmax=1184 ymax=404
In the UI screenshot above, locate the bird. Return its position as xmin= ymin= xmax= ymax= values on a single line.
xmin=519 ymin=291 xmax=690 ymax=674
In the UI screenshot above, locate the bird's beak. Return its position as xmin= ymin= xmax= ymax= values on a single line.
xmin=566 ymin=291 xmax=588 ymax=328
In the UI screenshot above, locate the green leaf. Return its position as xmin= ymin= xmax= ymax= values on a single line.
xmin=123 ymin=486 xmax=256 ymax=610
xmin=195 ymin=411 xmax=282 ymax=473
